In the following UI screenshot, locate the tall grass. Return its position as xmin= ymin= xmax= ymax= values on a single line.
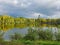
xmin=0 ymin=28 xmax=60 ymax=45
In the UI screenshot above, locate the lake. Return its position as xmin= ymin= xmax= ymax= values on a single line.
xmin=0 ymin=24 xmax=60 ymax=41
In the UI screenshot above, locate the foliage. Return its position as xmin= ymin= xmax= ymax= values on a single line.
xmin=38 ymin=30 xmax=53 ymax=40
xmin=10 ymin=33 xmax=22 ymax=41
xmin=23 ymin=28 xmax=39 ymax=41
xmin=0 ymin=15 xmax=60 ymax=25
xmin=55 ymin=31 xmax=60 ymax=41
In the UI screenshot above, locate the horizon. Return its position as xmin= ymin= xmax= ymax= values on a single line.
xmin=0 ymin=14 xmax=60 ymax=19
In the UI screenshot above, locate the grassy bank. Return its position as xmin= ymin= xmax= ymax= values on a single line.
xmin=0 ymin=40 xmax=60 ymax=45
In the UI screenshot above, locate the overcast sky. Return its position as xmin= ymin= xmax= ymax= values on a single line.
xmin=0 ymin=0 xmax=60 ymax=18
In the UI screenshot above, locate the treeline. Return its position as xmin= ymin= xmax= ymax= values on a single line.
xmin=0 ymin=15 xmax=60 ymax=25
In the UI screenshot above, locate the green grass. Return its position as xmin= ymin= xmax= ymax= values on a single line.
xmin=24 ymin=40 xmax=60 ymax=45
xmin=0 ymin=40 xmax=60 ymax=45
xmin=34 ymin=40 xmax=60 ymax=45
xmin=2 ymin=40 xmax=60 ymax=45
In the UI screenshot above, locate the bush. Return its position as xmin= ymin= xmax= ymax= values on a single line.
xmin=10 ymin=33 xmax=22 ymax=41
xmin=56 ymin=31 xmax=60 ymax=41
xmin=38 ymin=30 xmax=53 ymax=40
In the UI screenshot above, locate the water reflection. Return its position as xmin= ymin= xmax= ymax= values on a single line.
xmin=0 ymin=24 xmax=60 ymax=41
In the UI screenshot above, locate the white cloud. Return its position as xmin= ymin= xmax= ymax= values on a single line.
xmin=33 ymin=0 xmax=52 ymax=5
xmin=5 ymin=0 xmax=31 ymax=8
xmin=0 ymin=0 xmax=60 ymax=18
xmin=28 ymin=13 xmax=48 ymax=18
xmin=46 ymin=0 xmax=60 ymax=10
xmin=14 ymin=0 xmax=18 ymax=4
xmin=51 ymin=12 xmax=60 ymax=19
xmin=32 ymin=0 xmax=60 ymax=10
xmin=20 ymin=2 xmax=31 ymax=8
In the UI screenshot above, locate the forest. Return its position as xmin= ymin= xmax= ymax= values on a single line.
xmin=0 ymin=15 xmax=60 ymax=25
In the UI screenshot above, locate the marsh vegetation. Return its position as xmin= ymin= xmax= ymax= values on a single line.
xmin=0 ymin=15 xmax=60 ymax=45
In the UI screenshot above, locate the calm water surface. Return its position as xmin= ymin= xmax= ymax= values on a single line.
xmin=0 ymin=24 xmax=60 ymax=41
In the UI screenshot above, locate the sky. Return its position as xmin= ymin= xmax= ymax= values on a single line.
xmin=0 ymin=0 xmax=60 ymax=18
